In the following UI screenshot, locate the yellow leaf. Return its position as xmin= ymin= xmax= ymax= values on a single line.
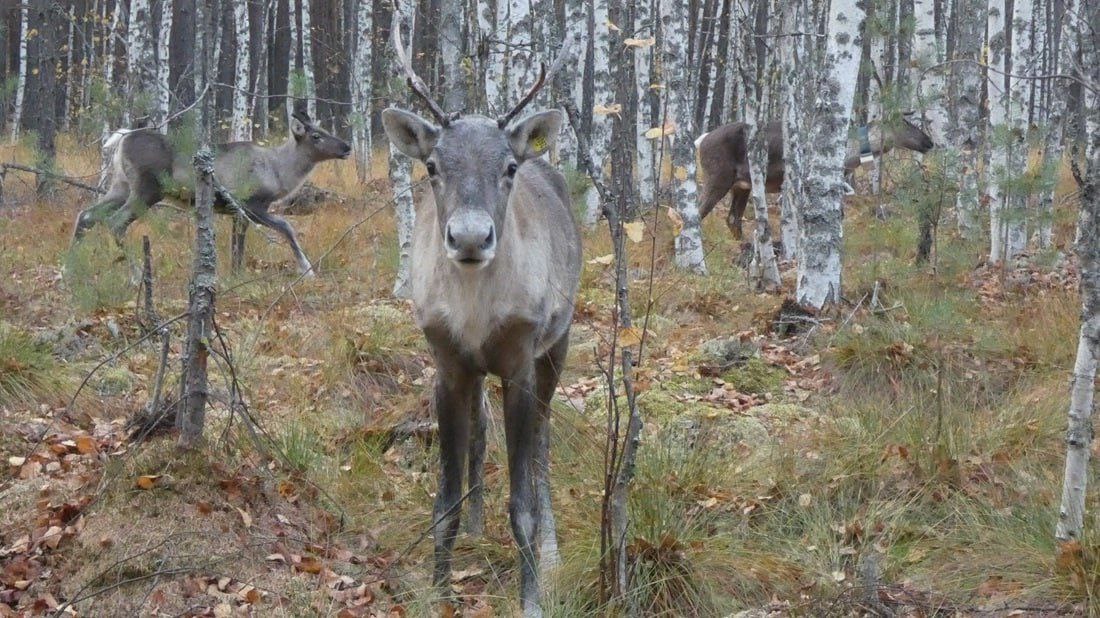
xmin=624 ymin=220 xmax=645 ymax=243
xmin=594 ymin=103 xmax=622 ymax=116
xmin=666 ymin=208 xmax=684 ymax=236
xmin=624 ymin=37 xmax=656 ymax=48
xmin=135 ymin=475 xmax=160 ymax=490
xmin=587 ymin=254 xmax=614 ymax=265
xmin=674 ymin=166 xmax=689 ymax=181
xmin=619 ymin=327 xmax=643 ymax=347
xmin=832 ymin=570 xmax=846 ymax=582
xmin=644 ymin=127 xmax=665 ymax=139
xmin=606 ymin=20 xmax=621 ymax=31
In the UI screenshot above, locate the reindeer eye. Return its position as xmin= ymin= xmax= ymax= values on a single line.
xmin=506 ymin=162 xmax=518 ymax=178
xmin=425 ymin=161 xmax=438 ymax=176
xmin=311 ymin=133 xmax=321 ymax=140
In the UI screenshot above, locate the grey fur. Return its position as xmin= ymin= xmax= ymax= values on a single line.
xmin=383 ymin=109 xmax=579 ymax=617
xmin=72 ymin=113 xmax=351 ymax=275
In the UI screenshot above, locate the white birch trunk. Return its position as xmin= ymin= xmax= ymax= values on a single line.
xmin=389 ymin=0 xmax=416 ymax=299
xmin=480 ymin=2 xmax=503 ymax=112
xmin=1056 ymin=62 xmax=1100 ymax=540
xmin=635 ymin=0 xmax=656 ymax=206
xmin=155 ymin=0 xmax=173 ymax=131
xmin=230 ymin=0 xmax=251 ymax=141
xmin=300 ymin=0 xmax=316 ymax=118
xmin=986 ymin=0 xmax=1028 ymax=264
xmin=913 ymin=0 xmax=947 ymax=143
xmin=664 ymin=0 xmax=706 ymax=274
xmin=985 ymin=0 xmax=1008 ymax=262
xmin=287 ymin=0 xmax=298 ymax=121
xmin=778 ymin=0 xmax=806 ymax=262
xmin=583 ymin=0 xmax=612 ymax=227
xmin=948 ymin=0 xmax=986 ymax=237
xmin=796 ymin=0 xmax=863 ymax=309
xmin=352 ymin=0 xmax=373 ymax=181
xmin=128 ymin=0 xmax=156 ymax=118
xmin=11 ymin=3 xmax=28 ymax=142
xmin=440 ymin=1 xmax=465 ymax=111
xmin=63 ymin=6 xmax=75 ymax=130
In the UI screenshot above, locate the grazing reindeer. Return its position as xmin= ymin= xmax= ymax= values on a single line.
xmin=382 ymin=20 xmax=580 ymax=617
xmin=72 ymin=111 xmax=351 ymax=276
xmin=696 ymin=116 xmax=935 ymax=238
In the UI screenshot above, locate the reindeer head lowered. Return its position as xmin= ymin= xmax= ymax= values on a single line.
xmin=381 ymin=25 xmax=563 ymax=269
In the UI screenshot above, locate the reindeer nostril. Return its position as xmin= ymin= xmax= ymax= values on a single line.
xmin=480 ymin=228 xmax=495 ymax=250
xmin=446 ymin=228 xmax=457 ymax=248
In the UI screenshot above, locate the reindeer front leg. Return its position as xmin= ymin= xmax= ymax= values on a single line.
xmin=503 ymin=365 xmax=543 ymax=617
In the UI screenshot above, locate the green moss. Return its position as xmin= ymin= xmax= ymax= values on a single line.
xmin=721 ymin=357 xmax=786 ymax=397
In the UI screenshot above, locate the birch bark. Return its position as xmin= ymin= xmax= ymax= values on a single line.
xmin=583 ymin=0 xmax=612 ymax=226
xmin=231 ymin=0 xmax=251 ymax=141
xmin=796 ymin=0 xmax=863 ymax=309
xmin=1056 ymin=4 xmax=1099 ymax=538
xmin=664 ymin=0 xmax=706 ymax=273
xmin=10 ymin=3 xmax=28 ymax=142
xmin=946 ymin=0 xmax=986 ymax=237
xmin=155 ymin=0 xmax=173 ymax=130
xmin=352 ymin=0 xmax=373 ymax=181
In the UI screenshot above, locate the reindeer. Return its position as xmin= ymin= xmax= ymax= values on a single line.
xmin=71 ymin=111 xmax=351 ymax=276
xmin=696 ymin=116 xmax=935 ymax=238
xmin=381 ymin=20 xmax=579 ymax=617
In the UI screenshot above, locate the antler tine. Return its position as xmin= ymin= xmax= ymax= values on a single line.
xmin=497 ymin=62 xmax=547 ymax=128
xmin=391 ymin=15 xmax=450 ymax=126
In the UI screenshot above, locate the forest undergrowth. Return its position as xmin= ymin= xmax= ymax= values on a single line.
xmin=0 ymin=136 xmax=1094 ymax=616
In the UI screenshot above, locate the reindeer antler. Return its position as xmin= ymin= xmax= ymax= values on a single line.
xmin=391 ymin=15 xmax=453 ymax=126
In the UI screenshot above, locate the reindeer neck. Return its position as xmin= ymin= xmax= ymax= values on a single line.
xmin=273 ymin=137 xmax=318 ymax=184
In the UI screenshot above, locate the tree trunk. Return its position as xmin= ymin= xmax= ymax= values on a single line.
xmin=582 ymin=0 xmax=611 ymax=226
xmin=609 ymin=0 xmax=637 ymax=221
xmin=914 ymin=0 xmax=948 ymax=143
xmin=1056 ymin=4 xmax=1099 ymax=537
xmin=664 ymin=0 xmax=706 ymax=274
xmin=287 ymin=0 xmax=299 ymax=121
xmin=440 ymin=0 xmax=466 ymax=111
xmin=300 ymin=0 xmax=316 ymax=118
xmin=634 ymin=0 xmax=657 ymax=206
xmin=178 ymin=148 xmax=218 ymax=450
xmin=796 ymin=0 xmax=863 ymax=309
xmin=10 ymin=3 xmax=27 ymax=142
xmin=155 ymin=0 xmax=174 ymax=130
xmin=779 ymin=0 xmax=807 ymax=262
xmin=389 ymin=2 xmax=416 ymax=299
xmin=25 ymin=0 xmax=59 ymax=194
xmin=128 ymin=0 xmax=157 ymax=120
xmin=231 ymin=0 xmax=251 ymax=141
xmin=947 ymin=0 xmax=986 ymax=237
xmin=353 ymin=0 xmax=373 ymax=181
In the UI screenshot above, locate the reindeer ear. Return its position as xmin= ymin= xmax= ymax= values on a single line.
xmin=382 ymin=108 xmax=439 ymax=160
xmin=508 ymin=110 xmax=563 ymax=161
xmin=290 ymin=115 xmax=308 ymax=138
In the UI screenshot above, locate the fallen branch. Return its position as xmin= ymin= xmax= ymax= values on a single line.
xmin=0 ymin=162 xmax=104 ymax=194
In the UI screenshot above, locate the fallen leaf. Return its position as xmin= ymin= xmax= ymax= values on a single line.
xmin=832 ymin=570 xmax=846 ymax=582
xmin=588 ymin=254 xmax=614 ymax=266
xmin=135 ymin=475 xmax=161 ymax=490
xmin=624 ymin=37 xmax=656 ymax=48
xmin=619 ymin=327 xmax=643 ymax=347
xmin=236 ymin=506 xmax=252 ymax=529
xmin=7 ymin=456 xmax=26 ymax=467
xmin=75 ymin=436 xmax=98 ymax=455
xmin=798 ymin=493 xmax=813 ymax=507
xmin=624 ymin=220 xmax=645 ymax=243
xmin=265 ymin=553 xmax=287 ymax=563
xmin=605 ymin=19 xmax=620 ymax=31
xmin=673 ymin=166 xmax=688 ymax=181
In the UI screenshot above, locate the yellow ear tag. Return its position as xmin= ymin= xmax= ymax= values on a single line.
xmin=532 ymin=135 xmax=548 ymax=153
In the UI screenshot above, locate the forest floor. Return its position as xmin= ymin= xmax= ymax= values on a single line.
xmin=0 ymin=135 xmax=1095 ymax=617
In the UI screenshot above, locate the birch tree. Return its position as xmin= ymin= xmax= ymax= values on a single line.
xmin=128 ymin=0 xmax=157 ymax=119
xmin=946 ymin=0 xmax=986 ymax=237
xmin=664 ymin=0 xmax=706 ymax=273
xmin=635 ymin=0 xmax=657 ymax=206
xmin=583 ymin=0 xmax=612 ymax=226
xmin=1056 ymin=0 xmax=1100 ymax=544
xmin=352 ymin=0 xmax=373 ymax=181
xmin=155 ymin=0 xmax=173 ymax=130
xmin=913 ymin=0 xmax=948 ymax=143
xmin=389 ymin=6 xmax=415 ymax=298
xmin=300 ymin=0 xmax=317 ymax=118
xmin=230 ymin=0 xmax=251 ymax=141
xmin=741 ymin=0 xmax=780 ymax=287
xmin=440 ymin=0 xmax=466 ymax=111
xmin=779 ymin=0 xmax=808 ymax=262
xmin=796 ymin=0 xmax=864 ymax=309
xmin=10 ymin=3 xmax=28 ymax=142
xmin=986 ymin=0 xmax=1030 ymax=264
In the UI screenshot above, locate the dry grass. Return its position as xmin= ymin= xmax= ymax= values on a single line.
xmin=0 ymin=137 xmax=1093 ymax=616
